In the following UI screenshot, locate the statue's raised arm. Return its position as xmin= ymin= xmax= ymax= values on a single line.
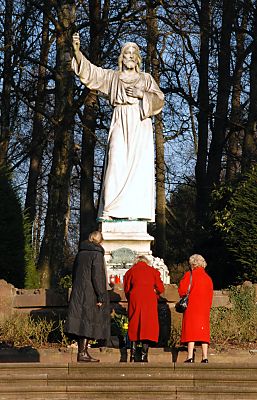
xmin=72 ymin=32 xmax=83 ymax=67
xmin=71 ymin=40 xmax=164 ymax=222
xmin=71 ymin=33 xmax=113 ymax=95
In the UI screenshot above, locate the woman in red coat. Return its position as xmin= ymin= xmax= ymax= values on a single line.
xmin=178 ymin=254 xmax=213 ymax=363
xmin=124 ymin=255 xmax=164 ymax=362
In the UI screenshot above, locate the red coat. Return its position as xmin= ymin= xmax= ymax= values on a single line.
xmin=124 ymin=261 xmax=164 ymax=342
xmin=178 ymin=267 xmax=213 ymax=344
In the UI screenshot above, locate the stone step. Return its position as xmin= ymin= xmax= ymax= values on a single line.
xmin=1 ymin=362 xmax=257 ymax=376
xmin=0 ymin=363 xmax=257 ymax=399
xmin=1 ymin=361 xmax=257 ymax=372
xmin=2 ymin=369 xmax=256 ymax=380
xmin=0 ymin=384 xmax=256 ymax=400
xmin=1 ymin=372 xmax=257 ymax=385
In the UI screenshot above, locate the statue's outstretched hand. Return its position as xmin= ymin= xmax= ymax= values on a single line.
xmin=72 ymin=32 xmax=82 ymax=67
xmin=72 ymin=32 xmax=80 ymax=54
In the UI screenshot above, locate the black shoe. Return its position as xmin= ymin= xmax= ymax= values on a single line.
xmin=201 ymin=359 xmax=208 ymax=363
xmin=77 ymin=338 xmax=100 ymax=362
xmin=77 ymin=352 xmax=100 ymax=362
xmin=184 ymin=358 xmax=194 ymax=363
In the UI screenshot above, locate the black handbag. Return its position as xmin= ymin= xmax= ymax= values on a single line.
xmin=175 ymin=271 xmax=192 ymax=313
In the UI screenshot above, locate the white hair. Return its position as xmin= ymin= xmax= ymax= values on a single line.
xmin=189 ymin=254 xmax=207 ymax=269
xmin=134 ymin=255 xmax=151 ymax=265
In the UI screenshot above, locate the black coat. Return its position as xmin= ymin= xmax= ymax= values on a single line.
xmin=64 ymin=241 xmax=110 ymax=340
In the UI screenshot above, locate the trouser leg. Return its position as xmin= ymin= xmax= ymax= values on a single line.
xmin=130 ymin=341 xmax=137 ymax=362
xmin=119 ymin=335 xmax=128 ymax=362
xmin=141 ymin=342 xmax=149 ymax=362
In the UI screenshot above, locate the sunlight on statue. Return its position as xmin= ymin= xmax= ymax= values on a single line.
xmin=72 ymin=33 xmax=164 ymax=221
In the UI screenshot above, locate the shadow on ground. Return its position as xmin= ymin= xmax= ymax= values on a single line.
xmin=0 ymin=344 xmax=40 ymax=362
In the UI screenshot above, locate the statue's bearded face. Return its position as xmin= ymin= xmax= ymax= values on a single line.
xmin=122 ymin=46 xmax=138 ymax=70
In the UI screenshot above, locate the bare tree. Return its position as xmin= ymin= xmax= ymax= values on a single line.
xmin=242 ymin=3 xmax=257 ymax=172
xmin=79 ymin=0 xmax=110 ymax=241
xmin=38 ymin=0 xmax=76 ymax=287
xmin=195 ymin=0 xmax=210 ymax=224
xmin=226 ymin=1 xmax=249 ymax=181
xmin=206 ymin=0 xmax=235 ymax=189
xmin=145 ymin=1 xmax=166 ymax=258
xmin=0 ymin=0 xmax=13 ymax=168
xmin=24 ymin=12 xmax=50 ymax=225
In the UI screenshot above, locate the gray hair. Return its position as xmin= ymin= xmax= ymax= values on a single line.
xmin=134 ymin=255 xmax=151 ymax=265
xmin=88 ymin=231 xmax=103 ymax=245
xmin=189 ymin=254 xmax=207 ymax=269
xmin=118 ymin=42 xmax=142 ymax=72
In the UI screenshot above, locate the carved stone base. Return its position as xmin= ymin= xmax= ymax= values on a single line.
xmin=98 ymin=220 xmax=170 ymax=285
xmin=99 ymin=220 xmax=153 ymax=262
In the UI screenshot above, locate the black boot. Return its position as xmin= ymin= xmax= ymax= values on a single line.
xmin=130 ymin=341 xmax=137 ymax=362
xmin=77 ymin=338 xmax=100 ymax=362
xmin=141 ymin=342 xmax=149 ymax=362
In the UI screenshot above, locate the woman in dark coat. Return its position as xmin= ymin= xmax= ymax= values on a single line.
xmin=178 ymin=254 xmax=213 ymax=363
xmin=123 ymin=255 xmax=164 ymax=362
xmin=64 ymin=231 xmax=110 ymax=362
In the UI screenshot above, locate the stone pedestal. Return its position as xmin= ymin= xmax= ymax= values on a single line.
xmin=100 ymin=220 xmax=154 ymax=262
xmin=98 ymin=220 xmax=170 ymax=284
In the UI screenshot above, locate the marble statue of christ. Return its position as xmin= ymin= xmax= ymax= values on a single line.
xmin=72 ymin=33 xmax=164 ymax=221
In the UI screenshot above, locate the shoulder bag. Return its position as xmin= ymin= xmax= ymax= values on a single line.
xmin=175 ymin=271 xmax=192 ymax=313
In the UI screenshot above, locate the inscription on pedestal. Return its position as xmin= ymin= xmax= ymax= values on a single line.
xmin=109 ymin=248 xmax=136 ymax=267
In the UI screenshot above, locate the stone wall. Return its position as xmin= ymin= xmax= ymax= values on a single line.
xmin=3 ymin=278 xmax=257 ymax=321
xmin=3 ymin=279 xmax=255 ymax=347
xmin=0 ymin=279 xmax=233 ymax=321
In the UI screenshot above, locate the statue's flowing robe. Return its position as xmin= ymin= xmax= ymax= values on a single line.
xmin=72 ymin=56 xmax=164 ymax=221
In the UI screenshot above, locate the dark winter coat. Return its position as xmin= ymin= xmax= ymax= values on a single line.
xmin=64 ymin=241 xmax=110 ymax=340
xmin=123 ymin=261 xmax=164 ymax=342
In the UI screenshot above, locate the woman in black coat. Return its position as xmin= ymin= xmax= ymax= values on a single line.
xmin=64 ymin=231 xmax=110 ymax=362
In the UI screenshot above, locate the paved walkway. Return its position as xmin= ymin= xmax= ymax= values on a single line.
xmin=1 ymin=345 xmax=257 ymax=364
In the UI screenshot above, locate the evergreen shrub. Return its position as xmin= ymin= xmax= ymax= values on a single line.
xmin=213 ymin=167 xmax=257 ymax=282
xmin=0 ymin=169 xmax=25 ymax=287
xmin=210 ymin=284 xmax=257 ymax=345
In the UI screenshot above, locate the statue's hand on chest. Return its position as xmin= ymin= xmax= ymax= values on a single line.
xmin=125 ymin=85 xmax=144 ymax=99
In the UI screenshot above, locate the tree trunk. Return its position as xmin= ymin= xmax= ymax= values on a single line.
xmin=207 ymin=0 xmax=235 ymax=188
xmin=80 ymin=93 xmax=98 ymax=241
xmin=38 ymin=0 xmax=76 ymax=288
xmin=195 ymin=0 xmax=210 ymax=225
xmin=80 ymin=0 xmax=109 ymax=241
xmin=226 ymin=2 xmax=249 ymax=181
xmin=146 ymin=1 xmax=166 ymax=259
xmin=25 ymin=13 xmax=50 ymax=225
xmin=242 ymin=4 xmax=257 ymax=172
xmin=0 ymin=0 xmax=13 ymax=168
